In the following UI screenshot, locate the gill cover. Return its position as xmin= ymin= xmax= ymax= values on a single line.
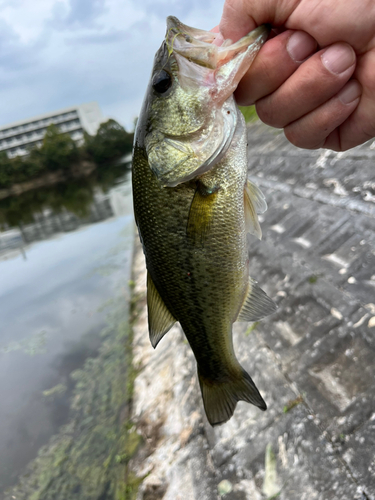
xmin=145 ymin=17 xmax=268 ymax=187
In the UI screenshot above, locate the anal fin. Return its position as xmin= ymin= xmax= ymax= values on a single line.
xmin=237 ymin=278 xmax=277 ymax=322
xmin=147 ymin=272 xmax=176 ymax=348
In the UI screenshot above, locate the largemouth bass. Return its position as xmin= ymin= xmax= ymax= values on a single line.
xmin=132 ymin=17 xmax=276 ymax=426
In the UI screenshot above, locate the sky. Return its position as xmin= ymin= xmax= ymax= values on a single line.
xmin=0 ymin=0 xmax=225 ymax=131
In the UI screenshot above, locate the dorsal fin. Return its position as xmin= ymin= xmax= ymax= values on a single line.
xmin=147 ymin=272 xmax=176 ymax=348
xmin=237 ymin=277 xmax=277 ymax=322
xmin=244 ymin=179 xmax=267 ymax=240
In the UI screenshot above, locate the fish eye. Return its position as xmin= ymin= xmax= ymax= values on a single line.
xmin=152 ymin=70 xmax=172 ymax=94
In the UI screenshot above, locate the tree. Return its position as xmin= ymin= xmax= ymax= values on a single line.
xmin=0 ymin=118 xmax=133 ymax=190
xmin=39 ymin=124 xmax=79 ymax=171
xmin=85 ymin=119 xmax=133 ymax=164
xmin=0 ymin=151 xmax=12 ymax=188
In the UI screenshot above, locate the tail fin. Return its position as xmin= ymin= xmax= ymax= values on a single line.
xmin=198 ymin=367 xmax=267 ymax=426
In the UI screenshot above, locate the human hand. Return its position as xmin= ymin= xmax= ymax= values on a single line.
xmin=217 ymin=0 xmax=375 ymax=151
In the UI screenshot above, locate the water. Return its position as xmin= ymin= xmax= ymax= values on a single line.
xmin=0 ymin=163 xmax=134 ymax=495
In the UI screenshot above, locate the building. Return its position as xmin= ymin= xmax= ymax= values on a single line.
xmin=0 ymin=102 xmax=104 ymax=158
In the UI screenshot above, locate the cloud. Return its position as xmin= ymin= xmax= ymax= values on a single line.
xmin=50 ymin=0 xmax=109 ymax=30
xmin=65 ymin=30 xmax=128 ymax=45
xmin=128 ymin=0 xmax=222 ymax=24
xmin=0 ymin=0 xmax=224 ymax=130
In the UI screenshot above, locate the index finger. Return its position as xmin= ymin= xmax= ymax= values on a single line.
xmin=219 ymin=0 xmax=257 ymax=42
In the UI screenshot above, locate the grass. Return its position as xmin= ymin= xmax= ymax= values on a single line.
xmin=239 ymin=105 xmax=259 ymax=123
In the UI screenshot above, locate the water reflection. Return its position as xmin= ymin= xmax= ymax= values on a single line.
xmin=0 ymin=163 xmax=134 ymax=496
xmin=0 ymin=160 xmax=131 ymax=259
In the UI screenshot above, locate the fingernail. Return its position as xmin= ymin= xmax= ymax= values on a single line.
xmin=338 ymin=80 xmax=361 ymax=104
xmin=322 ymin=44 xmax=355 ymax=74
xmin=287 ymin=31 xmax=317 ymax=62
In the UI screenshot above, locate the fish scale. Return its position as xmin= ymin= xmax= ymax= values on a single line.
xmin=132 ymin=17 xmax=276 ymax=425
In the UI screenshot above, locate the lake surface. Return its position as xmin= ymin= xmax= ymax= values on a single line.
xmin=0 ymin=164 xmax=134 ymax=495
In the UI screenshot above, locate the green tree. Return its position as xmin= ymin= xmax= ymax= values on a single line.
xmin=85 ymin=119 xmax=133 ymax=164
xmin=0 ymin=151 xmax=46 ymax=188
xmin=39 ymin=124 xmax=79 ymax=171
xmin=0 ymin=151 xmax=12 ymax=188
xmin=0 ymin=118 xmax=132 ymax=190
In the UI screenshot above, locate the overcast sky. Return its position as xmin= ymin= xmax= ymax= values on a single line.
xmin=0 ymin=0 xmax=225 ymax=131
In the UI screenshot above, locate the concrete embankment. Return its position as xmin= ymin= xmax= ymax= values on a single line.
xmin=126 ymin=123 xmax=375 ymax=500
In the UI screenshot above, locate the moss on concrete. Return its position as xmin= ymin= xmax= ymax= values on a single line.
xmin=308 ymin=274 xmax=319 ymax=284
xmin=124 ymin=471 xmax=147 ymax=500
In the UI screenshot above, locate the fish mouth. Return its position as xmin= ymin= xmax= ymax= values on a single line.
xmin=143 ymin=18 xmax=269 ymax=188
xmin=165 ymin=16 xmax=269 ymax=71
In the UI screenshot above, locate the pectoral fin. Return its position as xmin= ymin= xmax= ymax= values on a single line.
xmin=147 ymin=273 xmax=176 ymax=348
xmin=244 ymin=179 xmax=266 ymax=240
xmin=246 ymin=179 xmax=267 ymax=213
xmin=237 ymin=278 xmax=277 ymax=322
xmin=187 ymin=182 xmax=219 ymax=247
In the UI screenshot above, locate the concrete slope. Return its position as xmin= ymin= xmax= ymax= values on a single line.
xmin=129 ymin=122 xmax=375 ymax=500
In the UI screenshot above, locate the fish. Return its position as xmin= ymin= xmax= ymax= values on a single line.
xmin=132 ymin=16 xmax=276 ymax=426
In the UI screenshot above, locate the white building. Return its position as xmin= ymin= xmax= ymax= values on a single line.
xmin=0 ymin=102 xmax=104 ymax=158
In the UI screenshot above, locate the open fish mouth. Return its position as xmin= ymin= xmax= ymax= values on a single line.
xmin=165 ymin=16 xmax=269 ymax=71
xmin=142 ymin=17 xmax=269 ymax=187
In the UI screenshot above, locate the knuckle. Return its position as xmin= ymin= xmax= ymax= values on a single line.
xmin=283 ymin=126 xmax=301 ymax=147
xmin=284 ymin=126 xmax=323 ymax=149
xmin=256 ymin=99 xmax=287 ymax=128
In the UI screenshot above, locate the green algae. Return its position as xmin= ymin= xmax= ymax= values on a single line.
xmin=42 ymin=384 xmax=68 ymax=399
xmin=3 ymin=293 xmax=138 ymax=500
xmin=115 ymin=429 xmax=142 ymax=465
xmin=1 ymin=330 xmax=47 ymax=356
xmin=123 ymin=471 xmax=147 ymax=500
